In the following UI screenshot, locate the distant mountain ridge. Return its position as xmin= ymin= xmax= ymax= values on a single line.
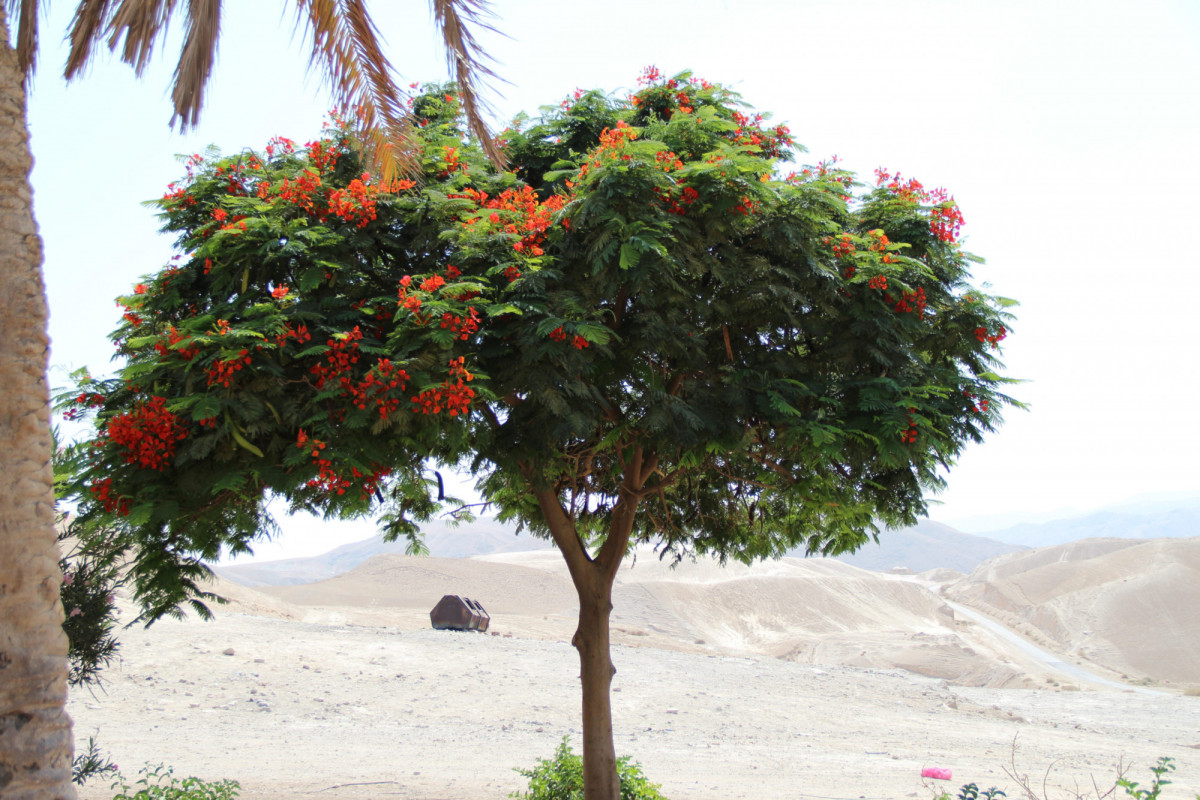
xmin=215 ymin=490 xmax=1198 ymax=589
xmin=821 ymin=520 xmax=1025 ymax=573
xmin=217 ymin=516 xmax=1017 ymax=588
xmin=216 ymin=516 xmax=552 ymax=588
xmin=974 ymin=505 xmax=1200 ymax=548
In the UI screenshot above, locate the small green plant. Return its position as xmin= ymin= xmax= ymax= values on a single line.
xmin=1117 ymin=757 xmax=1174 ymax=800
xmin=512 ymin=738 xmax=667 ymax=800
xmin=957 ymin=784 xmax=1007 ymax=800
xmin=72 ymin=734 xmax=118 ymax=785
xmin=930 ymin=783 xmax=1007 ymax=800
xmin=109 ymin=764 xmax=240 ymax=800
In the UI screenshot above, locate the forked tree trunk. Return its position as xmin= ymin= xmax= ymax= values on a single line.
xmin=0 ymin=8 xmax=77 ymax=798
xmin=535 ymin=469 xmax=646 ymax=800
xmin=574 ymin=563 xmax=619 ymax=800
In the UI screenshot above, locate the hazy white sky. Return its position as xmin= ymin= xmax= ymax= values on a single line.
xmin=24 ymin=0 xmax=1200 ymax=559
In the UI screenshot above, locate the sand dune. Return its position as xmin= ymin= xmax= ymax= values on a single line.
xmin=947 ymin=537 xmax=1200 ymax=686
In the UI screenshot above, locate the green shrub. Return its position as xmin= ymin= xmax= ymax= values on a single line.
xmin=512 ymin=738 xmax=667 ymax=800
xmin=109 ymin=764 xmax=240 ymax=800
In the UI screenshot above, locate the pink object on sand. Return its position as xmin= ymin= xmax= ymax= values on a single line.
xmin=922 ymin=767 xmax=953 ymax=781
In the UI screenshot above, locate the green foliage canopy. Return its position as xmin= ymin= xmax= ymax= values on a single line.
xmin=62 ymin=69 xmax=1017 ymax=619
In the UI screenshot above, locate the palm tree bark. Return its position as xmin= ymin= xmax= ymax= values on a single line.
xmin=0 ymin=8 xmax=76 ymax=798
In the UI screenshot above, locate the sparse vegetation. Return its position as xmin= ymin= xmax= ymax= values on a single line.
xmin=109 ymin=764 xmax=240 ymax=800
xmin=513 ymin=738 xmax=667 ymax=800
xmin=932 ymin=784 xmax=1007 ymax=800
xmin=1001 ymin=736 xmax=1197 ymax=800
xmin=1117 ymin=758 xmax=1176 ymax=800
xmin=71 ymin=734 xmax=118 ymax=786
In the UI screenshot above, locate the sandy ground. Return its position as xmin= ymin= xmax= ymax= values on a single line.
xmin=69 ymin=550 xmax=1200 ymax=800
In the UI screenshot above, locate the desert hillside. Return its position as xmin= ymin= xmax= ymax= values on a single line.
xmin=947 ymin=536 xmax=1200 ymax=686
xmin=67 ymin=546 xmax=1200 ymax=800
xmin=255 ymin=548 xmax=1097 ymax=689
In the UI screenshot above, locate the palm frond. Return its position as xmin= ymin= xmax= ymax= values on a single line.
xmin=293 ymin=0 xmax=418 ymax=180
xmin=431 ymin=0 xmax=506 ymax=167
xmin=104 ymin=0 xmax=180 ymax=76
xmin=64 ymin=0 xmax=118 ymax=79
xmin=3 ymin=0 xmax=42 ymax=76
xmin=168 ymin=0 xmax=220 ymax=129
xmin=55 ymin=0 xmax=506 ymax=177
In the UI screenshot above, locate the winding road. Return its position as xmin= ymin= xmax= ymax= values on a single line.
xmin=946 ymin=600 xmax=1168 ymax=695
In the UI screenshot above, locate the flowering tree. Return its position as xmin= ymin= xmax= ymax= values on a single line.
xmin=63 ymin=71 xmax=1017 ymax=800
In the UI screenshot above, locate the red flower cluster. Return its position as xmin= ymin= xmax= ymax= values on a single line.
xmin=866 ymin=229 xmax=897 ymax=263
xmin=306 ymin=138 xmax=341 ymax=173
xmin=731 ymin=195 xmax=758 ymax=216
xmin=826 ymin=233 xmax=855 ymax=259
xmin=411 ymin=357 xmax=475 ymax=416
xmin=207 ymin=349 xmax=252 ymax=387
xmin=637 ymin=66 xmax=663 ymax=85
xmin=578 ymin=121 xmax=639 ymax=179
xmin=296 ymin=433 xmax=353 ymax=495
xmin=964 ymin=390 xmax=990 ymax=414
xmin=309 ymin=327 xmax=363 ymax=390
xmin=271 ymin=322 xmax=312 ymax=348
xmin=730 ymin=111 xmax=794 ymax=159
xmin=654 ymin=150 xmax=684 ymax=172
xmin=892 ymin=287 xmax=927 ymax=316
xmin=90 ymin=477 xmax=130 ymax=516
xmin=900 ymin=407 xmax=918 ymax=444
xmin=549 ymin=327 xmax=588 ymax=349
xmin=268 ymin=168 xmax=323 ymax=214
xmin=105 ymin=396 xmax=187 ymax=471
xmin=265 ymin=136 xmax=297 ymax=158
xmin=440 ymin=307 xmax=480 ymax=340
xmin=439 ymin=145 xmax=467 ymax=178
xmin=975 ymin=326 xmax=1007 ymax=347
xmin=154 ymin=326 xmax=199 ymax=360
xmin=348 ymin=359 xmax=410 ymax=419
xmin=451 ymin=185 xmax=566 ymax=256
xmin=874 ymin=168 xmax=965 ymax=245
xmin=327 ymin=174 xmax=380 ymax=228
xmin=657 ymin=183 xmax=700 ymax=216
xmin=63 ymin=391 xmax=105 ymax=421
xmin=868 ymin=275 xmax=888 ymax=291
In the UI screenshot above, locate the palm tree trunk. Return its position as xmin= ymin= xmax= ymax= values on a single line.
xmin=0 ymin=7 xmax=77 ymax=798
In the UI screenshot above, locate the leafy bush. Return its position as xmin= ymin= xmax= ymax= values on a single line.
xmin=513 ymin=738 xmax=667 ymax=800
xmin=109 ymin=764 xmax=240 ymax=800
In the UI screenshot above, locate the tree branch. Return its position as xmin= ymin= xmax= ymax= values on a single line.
xmin=530 ymin=485 xmax=592 ymax=584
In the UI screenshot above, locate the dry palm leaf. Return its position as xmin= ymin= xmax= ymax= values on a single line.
xmin=53 ymin=0 xmax=505 ymax=179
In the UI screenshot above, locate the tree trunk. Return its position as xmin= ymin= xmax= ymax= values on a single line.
xmin=0 ymin=8 xmax=77 ymax=798
xmin=574 ymin=563 xmax=619 ymax=800
xmin=532 ymin=453 xmax=648 ymax=800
